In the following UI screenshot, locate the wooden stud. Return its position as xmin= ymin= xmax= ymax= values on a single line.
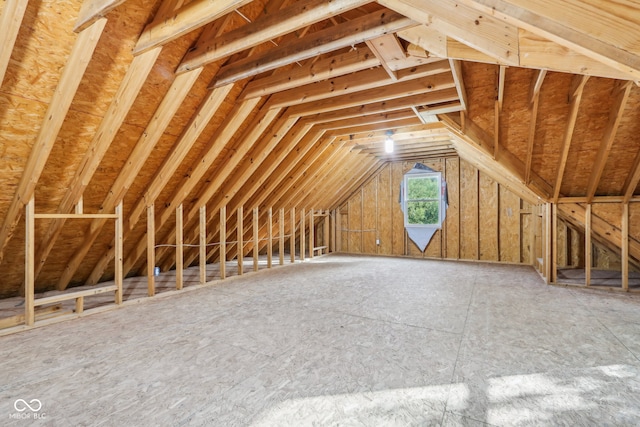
xmin=585 ymin=203 xmax=592 ymax=286
xmin=279 ymin=208 xmax=285 ymax=265
xmin=220 ymin=206 xmax=226 ymax=280
xmin=586 ymin=81 xmax=633 ymax=202
xmin=300 ymin=208 xmax=306 ymax=261
xmin=253 ymin=207 xmax=259 ymax=272
xmin=267 ymin=208 xmax=273 ymax=268
xmin=210 ymin=10 xmax=415 ymax=87
xmin=25 ymin=196 xmax=35 ymax=326
xmin=0 ymin=0 xmax=29 ymax=87
xmin=552 ymin=202 xmax=558 ymax=284
xmin=309 ymin=209 xmax=315 ymax=259
xmin=75 ymin=297 xmax=84 ymax=315
xmin=199 ymin=205 xmax=206 ymax=284
xmin=290 ymin=208 xmax=296 ymax=263
xmin=324 ymin=212 xmax=330 ymax=254
xmin=115 ymin=201 xmax=123 ymax=305
xmin=56 ymin=68 xmax=202 ymax=287
xmin=74 ymin=0 xmax=125 ymax=32
xmin=544 ymin=202 xmax=552 ymax=284
xmin=622 ymin=203 xmax=629 ymax=291
xmin=553 ymin=75 xmax=589 ymax=202
xmin=623 ymin=150 xmax=640 ymax=204
xmin=134 ymin=0 xmax=253 ymax=55
xmin=241 ymin=46 xmax=380 ymax=100
xmin=147 ymin=205 xmax=155 ymax=297
xmin=525 ymin=69 xmax=546 ymax=184
xmin=0 ymin=18 xmax=107 ymax=263
xmin=176 ymin=204 xmax=183 ymax=290
xmin=237 ymin=206 xmax=244 ymax=275
xmin=179 ymin=0 xmax=371 ymax=73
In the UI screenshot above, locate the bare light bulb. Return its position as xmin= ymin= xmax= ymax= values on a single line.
xmin=384 ymin=137 xmax=394 ymax=153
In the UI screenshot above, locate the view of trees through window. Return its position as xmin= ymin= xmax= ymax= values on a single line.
xmin=406 ymin=175 xmax=440 ymax=225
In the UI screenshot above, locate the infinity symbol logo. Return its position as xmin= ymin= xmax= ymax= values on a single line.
xmin=14 ymin=399 xmax=42 ymax=412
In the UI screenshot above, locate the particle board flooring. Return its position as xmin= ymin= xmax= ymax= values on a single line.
xmin=1 ymin=254 xmax=640 ymax=426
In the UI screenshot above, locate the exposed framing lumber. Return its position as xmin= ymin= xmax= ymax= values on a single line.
xmin=25 ymin=196 xmax=35 ymax=326
xmin=0 ymin=18 xmax=107 ymax=263
xmin=623 ymin=150 xmax=640 ymax=204
xmin=220 ymin=205 xmax=226 ymax=280
xmin=309 ymin=209 xmax=314 ymax=259
xmin=45 ymin=68 xmax=202 ymax=286
xmin=0 ymin=0 xmax=29 ymax=86
xmin=552 ymin=74 xmax=589 ymax=203
xmin=622 ymin=203 xmax=629 ymax=291
xmin=179 ymin=0 xmax=370 ymax=73
xmin=175 ymin=121 xmax=317 ymax=271
xmin=269 ymin=60 xmax=450 ymax=109
xmin=585 ymin=203 xmax=591 ymax=286
xmin=51 ymin=48 xmax=160 ymax=290
xmin=241 ymin=46 xmax=380 ymax=100
xmin=426 ymin=0 xmax=520 ymax=65
xmin=129 ymin=83 xmax=236 ymax=230
xmin=279 ymin=208 xmax=285 ymax=265
xmin=290 ymin=208 xmax=296 ymax=263
xmin=134 ymin=0 xmax=253 ymax=55
xmin=74 ymin=0 xmax=125 ymax=32
xmin=209 ymin=9 xmax=416 ymax=86
xmin=253 ymin=207 xmax=259 ymax=272
xmin=199 ymin=205 xmax=206 ymax=284
xmin=365 ymin=35 xmax=401 ymax=80
xmin=524 ymin=69 xmax=546 ymax=184
xmin=176 ymin=204 xmax=184 ymax=290
xmin=586 ymin=81 xmax=633 ymax=202
xmin=494 ymin=65 xmax=506 ymax=159
xmin=288 ymin=73 xmax=456 ymax=117
xmin=459 ymin=0 xmax=640 ymax=80
xmin=300 ymin=208 xmax=306 ymax=261
xmin=85 ymin=83 xmax=234 ymax=287
xmin=115 ymin=201 xmax=123 ymax=304
xmin=237 ymin=206 xmax=244 ymax=275
xmin=155 ymin=109 xmax=292 ymax=270
xmin=267 ymin=208 xmax=273 ymax=268
xmin=147 ymin=205 xmax=155 ymax=296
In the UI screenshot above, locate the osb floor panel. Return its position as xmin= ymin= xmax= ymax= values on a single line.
xmin=1 ymin=254 xmax=640 ymax=426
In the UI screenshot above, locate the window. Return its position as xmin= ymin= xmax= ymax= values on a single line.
xmin=404 ymin=172 xmax=442 ymax=227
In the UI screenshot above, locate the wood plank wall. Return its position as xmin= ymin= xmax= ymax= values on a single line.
xmin=337 ymin=157 xmax=534 ymax=264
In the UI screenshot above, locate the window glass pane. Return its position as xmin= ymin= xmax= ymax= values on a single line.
xmin=407 ymin=176 xmax=439 ymax=200
xmin=407 ymin=200 xmax=439 ymax=225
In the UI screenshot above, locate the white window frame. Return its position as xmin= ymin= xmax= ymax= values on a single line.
xmin=403 ymin=172 xmax=442 ymax=228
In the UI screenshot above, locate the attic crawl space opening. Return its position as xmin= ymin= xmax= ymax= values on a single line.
xmin=399 ymin=163 xmax=448 ymax=252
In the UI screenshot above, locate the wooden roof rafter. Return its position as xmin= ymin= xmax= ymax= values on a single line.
xmin=552 ymin=74 xmax=589 ymax=202
xmin=208 ymin=9 xmax=417 ymax=87
xmin=0 ymin=18 xmax=107 ymax=263
xmin=524 ymin=68 xmax=547 ymax=185
xmin=586 ymin=80 xmax=633 ymax=202
xmin=178 ymin=0 xmax=372 ymax=73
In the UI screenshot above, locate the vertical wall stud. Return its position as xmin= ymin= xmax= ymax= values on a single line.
xmin=253 ymin=207 xmax=259 ymax=272
xmin=622 ymin=203 xmax=629 ymax=291
xmin=237 ymin=206 xmax=244 ymax=275
xmin=300 ymin=208 xmax=306 ymax=261
xmin=25 ymin=196 xmax=35 ymax=326
xmin=220 ymin=205 xmax=226 ymax=280
xmin=279 ymin=208 xmax=285 ymax=265
xmin=199 ymin=205 xmax=206 ymax=284
xmin=267 ymin=207 xmax=273 ymax=268
xmin=115 ymin=201 xmax=123 ymax=304
xmin=585 ymin=204 xmax=591 ymax=286
xmin=290 ymin=207 xmax=296 ymax=263
xmin=176 ymin=204 xmax=184 ymax=290
xmin=147 ymin=204 xmax=155 ymax=296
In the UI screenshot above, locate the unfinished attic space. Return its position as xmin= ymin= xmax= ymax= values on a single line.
xmin=2 ymin=0 xmax=640 ymax=424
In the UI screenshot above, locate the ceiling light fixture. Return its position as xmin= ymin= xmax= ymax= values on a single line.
xmin=385 ymin=133 xmax=394 ymax=153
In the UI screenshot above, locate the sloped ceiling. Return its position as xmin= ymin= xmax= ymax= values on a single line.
xmin=0 ymin=0 xmax=639 ymax=296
